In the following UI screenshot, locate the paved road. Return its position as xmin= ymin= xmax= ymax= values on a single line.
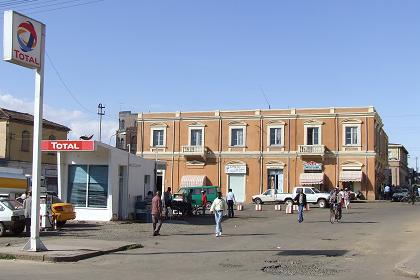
xmin=0 ymin=202 xmax=418 ymax=280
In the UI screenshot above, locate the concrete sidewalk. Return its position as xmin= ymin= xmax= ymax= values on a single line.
xmin=395 ymin=252 xmax=420 ymax=278
xmin=0 ymin=238 xmax=141 ymax=262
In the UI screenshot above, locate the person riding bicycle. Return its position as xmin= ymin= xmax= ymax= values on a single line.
xmin=329 ymin=187 xmax=343 ymax=221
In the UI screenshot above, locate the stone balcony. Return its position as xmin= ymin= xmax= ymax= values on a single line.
xmin=298 ymin=145 xmax=325 ymax=157
xmin=181 ymin=145 xmax=208 ymax=160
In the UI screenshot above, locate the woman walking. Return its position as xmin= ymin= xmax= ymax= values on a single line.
xmin=210 ymin=192 xmax=227 ymax=237
xmin=344 ymin=188 xmax=351 ymax=212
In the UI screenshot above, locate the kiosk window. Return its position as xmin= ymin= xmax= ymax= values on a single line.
xmin=68 ymin=165 xmax=108 ymax=208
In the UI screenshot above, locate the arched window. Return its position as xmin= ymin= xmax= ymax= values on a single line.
xmin=21 ymin=131 xmax=30 ymax=152
xmin=119 ymin=119 xmax=125 ymax=130
xmin=120 ymin=138 xmax=125 ymax=149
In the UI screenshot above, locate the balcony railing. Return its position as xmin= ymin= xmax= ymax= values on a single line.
xmin=181 ymin=145 xmax=208 ymax=158
xmin=298 ymin=145 xmax=325 ymax=156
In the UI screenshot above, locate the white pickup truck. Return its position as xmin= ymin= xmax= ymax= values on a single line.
xmin=252 ymin=186 xmax=330 ymax=208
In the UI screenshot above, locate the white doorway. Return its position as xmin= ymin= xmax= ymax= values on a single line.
xmin=228 ymin=174 xmax=246 ymax=203
xmin=267 ymin=169 xmax=284 ymax=193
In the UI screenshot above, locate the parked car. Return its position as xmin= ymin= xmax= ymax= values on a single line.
xmin=392 ymin=189 xmax=409 ymax=202
xmin=253 ymin=186 xmax=330 ymax=208
xmin=49 ymin=195 xmax=76 ymax=227
xmin=252 ymin=189 xmax=280 ymax=204
xmin=0 ymin=197 xmax=25 ymax=236
xmin=173 ymin=186 xmax=220 ymax=208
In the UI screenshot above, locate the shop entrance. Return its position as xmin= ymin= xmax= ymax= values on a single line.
xmin=156 ymin=171 xmax=164 ymax=194
xmin=267 ymin=169 xmax=284 ymax=193
xmin=228 ymin=174 xmax=245 ymax=203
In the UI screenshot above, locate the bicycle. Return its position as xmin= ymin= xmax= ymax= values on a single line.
xmin=330 ymin=203 xmax=340 ymax=224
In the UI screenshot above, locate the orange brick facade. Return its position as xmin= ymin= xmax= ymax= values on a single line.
xmin=136 ymin=107 xmax=388 ymax=201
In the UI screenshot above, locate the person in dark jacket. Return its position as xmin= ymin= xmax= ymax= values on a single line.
xmin=293 ymin=189 xmax=307 ymax=223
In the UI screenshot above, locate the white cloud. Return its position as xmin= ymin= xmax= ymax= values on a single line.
xmin=0 ymin=93 xmax=118 ymax=144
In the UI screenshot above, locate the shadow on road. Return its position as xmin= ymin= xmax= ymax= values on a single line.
xmin=277 ymin=249 xmax=348 ymax=257
xmin=114 ymin=249 xmax=281 ymax=256
xmin=169 ymin=233 xmax=277 ymax=237
xmin=304 ymin=221 xmax=378 ymax=224
xmin=65 ymin=223 xmax=103 ymax=229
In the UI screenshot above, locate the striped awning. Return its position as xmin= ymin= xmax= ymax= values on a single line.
xmin=300 ymin=173 xmax=324 ymax=185
xmin=339 ymin=171 xmax=363 ymax=182
xmin=180 ymin=175 xmax=207 ymax=187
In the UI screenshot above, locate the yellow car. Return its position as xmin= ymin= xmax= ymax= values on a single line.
xmin=51 ymin=195 xmax=76 ymax=227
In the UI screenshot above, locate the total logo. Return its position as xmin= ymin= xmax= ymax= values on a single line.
xmin=13 ymin=20 xmax=40 ymax=67
xmin=17 ymin=21 xmax=38 ymax=52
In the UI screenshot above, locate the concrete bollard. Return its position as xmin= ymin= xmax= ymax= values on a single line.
xmin=237 ymin=204 xmax=243 ymax=211
xmin=255 ymin=204 xmax=262 ymax=211
xmin=293 ymin=205 xmax=299 ymax=212
xmin=286 ymin=204 xmax=293 ymax=214
xmin=274 ymin=204 xmax=282 ymax=211
xmin=305 ymin=204 xmax=311 ymax=211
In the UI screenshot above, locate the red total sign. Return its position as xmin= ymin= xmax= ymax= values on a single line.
xmin=41 ymin=140 xmax=95 ymax=152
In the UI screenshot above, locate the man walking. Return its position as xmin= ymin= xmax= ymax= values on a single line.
xmin=226 ymin=188 xmax=236 ymax=218
xmin=210 ymin=192 xmax=227 ymax=237
xmin=163 ymin=187 xmax=172 ymax=217
xmin=293 ymin=188 xmax=306 ymax=223
xmin=23 ymin=191 xmax=31 ymax=236
xmin=201 ymin=190 xmax=207 ymax=215
xmin=384 ymin=185 xmax=391 ymax=200
xmin=151 ymin=191 xmax=163 ymax=236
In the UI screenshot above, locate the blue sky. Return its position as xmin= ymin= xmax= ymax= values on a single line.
xmin=0 ymin=0 xmax=419 ymax=167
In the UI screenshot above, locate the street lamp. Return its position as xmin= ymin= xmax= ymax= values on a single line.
xmin=97 ymin=103 xmax=105 ymax=142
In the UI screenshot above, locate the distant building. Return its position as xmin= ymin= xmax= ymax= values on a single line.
xmin=135 ymin=106 xmax=388 ymax=201
xmin=0 ymin=108 xmax=70 ymax=192
xmin=116 ymin=111 xmax=137 ymax=154
xmin=387 ymin=144 xmax=409 ymax=187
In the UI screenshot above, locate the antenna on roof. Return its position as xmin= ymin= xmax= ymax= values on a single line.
xmin=259 ymin=85 xmax=271 ymax=109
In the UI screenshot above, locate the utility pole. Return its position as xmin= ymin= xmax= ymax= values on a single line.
xmin=97 ymin=103 xmax=105 ymax=142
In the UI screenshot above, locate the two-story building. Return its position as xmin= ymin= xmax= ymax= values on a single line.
xmin=387 ymin=144 xmax=409 ymax=187
xmin=135 ymin=106 xmax=388 ymax=201
xmin=0 ymin=108 xmax=70 ymax=192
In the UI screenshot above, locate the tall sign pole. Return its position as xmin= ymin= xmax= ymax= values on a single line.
xmin=3 ymin=10 xmax=47 ymax=251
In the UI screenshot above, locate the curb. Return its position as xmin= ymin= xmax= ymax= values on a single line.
xmin=0 ymin=243 xmax=142 ymax=263
xmin=394 ymin=261 xmax=420 ymax=279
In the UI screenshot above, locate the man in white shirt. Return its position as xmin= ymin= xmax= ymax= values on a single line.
xmin=384 ymin=185 xmax=391 ymax=200
xmin=210 ymin=192 xmax=227 ymax=237
xmin=226 ymin=189 xmax=236 ymax=218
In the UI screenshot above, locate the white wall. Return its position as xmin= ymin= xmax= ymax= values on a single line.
xmin=110 ymin=149 xmax=155 ymax=219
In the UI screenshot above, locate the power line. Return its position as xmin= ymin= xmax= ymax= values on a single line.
xmin=25 ymin=0 xmax=103 ymax=14
xmin=45 ymin=52 xmax=96 ymax=116
xmin=0 ymin=0 xmax=103 ymax=17
xmin=0 ymin=0 xmax=41 ymax=8
xmin=46 ymin=52 xmax=119 ymax=122
xmin=17 ymin=0 xmax=98 ymax=12
xmin=259 ymin=85 xmax=271 ymax=110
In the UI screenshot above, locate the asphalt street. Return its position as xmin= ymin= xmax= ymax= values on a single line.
xmin=0 ymin=202 xmax=418 ymax=280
